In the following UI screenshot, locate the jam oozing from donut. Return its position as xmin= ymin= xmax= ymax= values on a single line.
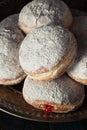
xmin=44 ymin=104 xmax=54 ymax=114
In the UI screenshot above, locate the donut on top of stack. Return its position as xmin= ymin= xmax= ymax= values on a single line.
xmin=19 ymin=24 xmax=77 ymax=81
xmin=67 ymin=16 xmax=87 ymax=85
xmin=0 ymin=14 xmax=26 ymax=85
xmin=18 ymin=0 xmax=72 ymax=34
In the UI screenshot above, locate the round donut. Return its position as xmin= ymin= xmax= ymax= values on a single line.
xmin=0 ymin=14 xmax=26 ymax=85
xmin=19 ymin=25 xmax=77 ymax=81
xmin=19 ymin=0 xmax=72 ymax=34
xmin=23 ymin=74 xmax=85 ymax=113
xmin=67 ymin=16 xmax=87 ymax=85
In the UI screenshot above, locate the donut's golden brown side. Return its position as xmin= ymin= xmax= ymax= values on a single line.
xmin=0 ymin=73 xmax=26 ymax=85
xmin=23 ymin=94 xmax=84 ymax=113
xmin=25 ymin=39 xmax=77 ymax=81
xmin=68 ymin=72 xmax=87 ymax=85
xmin=57 ymin=8 xmax=72 ymax=29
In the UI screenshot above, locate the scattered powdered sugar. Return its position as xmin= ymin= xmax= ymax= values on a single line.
xmin=0 ymin=14 xmax=24 ymax=79
xmin=23 ymin=75 xmax=85 ymax=105
xmin=19 ymin=0 xmax=71 ymax=28
xmin=19 ymin=25 xmax=74 ymax=73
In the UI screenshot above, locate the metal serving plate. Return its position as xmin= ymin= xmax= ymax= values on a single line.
xmin=0 ymin=83 xmax=87 ymax=122
xmin=0 ymin=0 xmax=87 ymax=122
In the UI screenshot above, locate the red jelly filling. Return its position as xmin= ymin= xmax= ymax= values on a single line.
xmin=44 ymin=104 xmax=54 ymax=114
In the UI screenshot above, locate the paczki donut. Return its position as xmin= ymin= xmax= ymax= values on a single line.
xmin=19 ymin=25 xmax=77 ymax=81
xmin=23 ymin=74 xmax=85 ymax=113
xmin=67 ymin=16 xmax=87 ymax=85
xmin=19 ymin=0 xmax=72 ymax=34
xmin=0 ymin=14 xmax=26 ymax=85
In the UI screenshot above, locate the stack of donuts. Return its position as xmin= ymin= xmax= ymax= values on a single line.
xmin=0 ymin=0 xmax=86 ymax=113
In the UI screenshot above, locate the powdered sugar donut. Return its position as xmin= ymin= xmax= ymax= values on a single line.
xmin=0 ymin=14 xmax=26 ymax=85
xmin=67 ymin=16 xmax=87 ymax=85
xmin=19 ymin=25 xmax=77 ymax=81
xmin=23 ymin=75 xmax=85 ymax=113
xmin=19 ymin=0 xmax=72 ymax=34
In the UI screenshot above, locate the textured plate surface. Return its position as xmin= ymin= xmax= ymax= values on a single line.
xmin=0 ymin=0 xmax=87 ymax=122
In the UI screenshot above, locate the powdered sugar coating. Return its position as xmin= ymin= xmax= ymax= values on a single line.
xmin=23 ymin=75 xmax=85 ymax=105
xmin=68 ymin=50 xmax=87 ymax=79
xmin=19 ymin=25 xmax=76 ymax=73
xmin=68 ymin=16 xmax=87 ymax=79
xmin=19 ymin=0 xmax=72 ymax=28
xmin=0 ymin=14 xmax=25 ymax=80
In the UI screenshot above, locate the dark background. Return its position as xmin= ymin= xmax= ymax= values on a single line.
xmin=0 ymin=0 xmax=87 ymax=21
xmin=0 ymin=0 xmax=87 ymax=129
xmin=0 ymin=111 xmax=87 ymax=130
